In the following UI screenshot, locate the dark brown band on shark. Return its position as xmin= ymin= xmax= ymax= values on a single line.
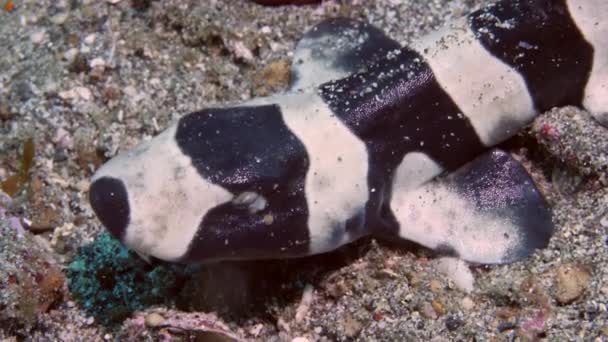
xmin=175 ymin=105 xmax=311 ymax=262
xmin=468 ymin=0 xmax=594 ymax=111
xmin=319 ymin=47 xmax=487 ymax=236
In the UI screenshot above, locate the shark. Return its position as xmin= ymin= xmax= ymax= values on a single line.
xmin=89 ymin=0 xmax=607 ymax=265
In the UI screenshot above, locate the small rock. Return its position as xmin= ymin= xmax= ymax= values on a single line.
xmin=343 ymin=315 xmax=363 ymax=338
xmin=74 ymin=179 xmax=90 ymax=193
xmin=295 ymin=284 xmax=314 ymax=323
xmin=421 ymin=302 xmax=438 ymax=320
xmin=144 ymin=312 xmax=165 ymax=327
xmin=600 ymin=326 xmax=608 ymax=336
xmin=123 ymin=85 xmax=138 ymax=98
xmin=431 ymin=300 xmax=445 ymax=316
xmin=554 ymin=263 xmax=591 ymax=305
xmin=249 ymin=323 xmax=264 ymax=337
xmin=429 ymin=279 xmax=442 ymax=293
xmin=30 ymin=30 xmax=47 ymax=44
xmin=74 ymin=87 xmax=92 ymax=101
xmin=63 ymin=48 xmax=79 ymax=62
xmin=89 ymin=57 xmax=105 ymax=69
xmin=445 ymin=316 xmax=462 ymax=331
xmin=376 ymin=268 xmax=399 ymax=279
xmin=50 ymin=12 xmax=69 ymax=25
xmin=226 ymin=40 xmax=255 ymax=64
xmin=291 ymin=338 xmax=309 ymax=342
xmin=58 ymin=89 xmax=77 ymax=100
xmin=430 ymin=337 xmax=449 ymax=342
xmin=84 ymin=34 xmax=96 ymax=45
xmin=461 ymin=296 xmax=475 ymax=310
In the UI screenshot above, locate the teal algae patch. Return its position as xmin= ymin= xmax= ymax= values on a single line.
xmin=67 ymin=232 xmax=190 ymax=325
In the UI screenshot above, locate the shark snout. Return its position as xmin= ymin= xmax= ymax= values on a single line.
xmin=89 ymin=176 xmax=131 ymax=241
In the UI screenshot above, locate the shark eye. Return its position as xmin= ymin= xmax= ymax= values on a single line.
xmin=232 ymin=191 xmax=268 ymax=214
xmin=89 ymin=176 xmax=131 ymax=241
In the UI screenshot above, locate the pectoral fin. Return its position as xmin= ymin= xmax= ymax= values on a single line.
xmin=390 ymin=149 xmax=553 ymax=264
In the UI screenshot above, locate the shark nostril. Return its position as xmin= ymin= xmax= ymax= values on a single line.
xmin=89 ymin=176 xmax=130 ymax=240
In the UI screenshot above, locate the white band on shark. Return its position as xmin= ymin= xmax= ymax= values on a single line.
xmin=567 ymin=0 xmax=608 ymax=126
xmin=414 ymin=17 xmax=536 ymax=146
xmin=279 ymin=92 xmax=370 ymax=254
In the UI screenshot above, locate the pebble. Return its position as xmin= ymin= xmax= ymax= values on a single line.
xmin=461 ymin=296 xmax=475 ymax=310
xmin=84 ymin=34 xmax=96 ymax=45
xmin=75 ymin=87 xmax=92 ymax=101
xmin=445 ymin=316 xmax=462 ymax=331
xmin=554 ymin=263 xmax=592 ymax=305
xmin=249 ymin=323 xmax=264 ymax=337
xmin=260 ymin=25 xmax=272 ymax=34
xmin=30 ymin=30 xmax=47 ymax=44
xmin=421 ymin=302 xmax=438 ymax=320
xmin=377 ymin=268 xmax=399 ymax=279
xmin=429 ymin=279 xmax=442 ymax=293
xmin=53 ymin=127 xmax=69 ymax=144
xmin=123 ymin=85 xmax=138 ymax=98
xmin=291 ymin=337 xmax=310 ymax=342
xmin=226 ymin=40 xmax=255 ymax=64
xmin=343 ymin=315 xmax=363 ymax=338
xmin=430 ymin=337 xmax=450 ymax=342
xmin=89 ymin=57 xmax=105 ymax=69
xmin=431 ymin=300 xmax=445 ymax=316
xmin=144 ymin=312 xmax=165 ymax=327
xmin=50 ymin=13 xmax=69 ymax=25
xmin=295 ymin=284 xmax=314 ymax=322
